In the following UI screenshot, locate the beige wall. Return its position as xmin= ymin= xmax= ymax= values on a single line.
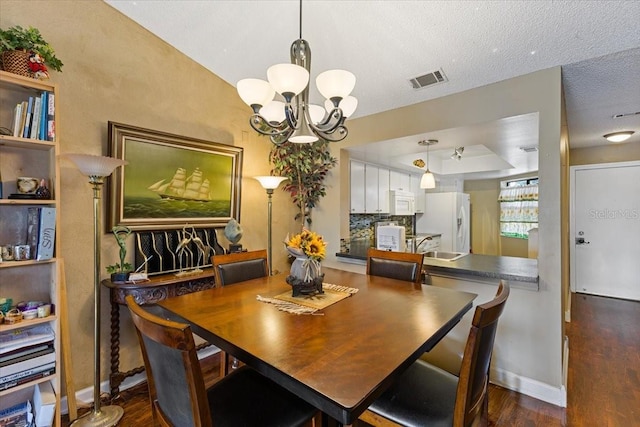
xmin=2 ymin=0 xmax=298 ymax=394
xmin=570 ymin=142 xmax=640 ymax=165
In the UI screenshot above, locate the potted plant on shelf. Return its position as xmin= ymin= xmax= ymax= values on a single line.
xmin=0 ymin=25 xmax=63 ymax=79
xmin=106 ymin=226 xmax=133 ymax=282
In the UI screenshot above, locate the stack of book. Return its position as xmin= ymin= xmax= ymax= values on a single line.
xmin=0 ymin=325 xmax=56 ymax=392
xmin=9 ymin=92 xmax=55 ymax=141
xmin=26 ymin=207 xmax=57 ymax=261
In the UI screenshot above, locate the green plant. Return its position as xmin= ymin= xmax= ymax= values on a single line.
xmin=0 ymin=25 xmax=63 ymax=71
xmin=269 ymin=140 xmax=337 ymax=229
xmin=106 ymin=226 xmax=133 ymax=274
xmin=106 ymin=262 xmax=133 ymax=275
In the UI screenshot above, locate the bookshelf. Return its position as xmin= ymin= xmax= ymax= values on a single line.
xmin=0 ymin=70 xmax=61 ymax=426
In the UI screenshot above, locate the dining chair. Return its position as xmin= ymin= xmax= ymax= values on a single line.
xmin=126 ymin=295 xmax=318 ymax=427
xmin=211 ymin=249 xmax=269 ymax=374
xmin=359 ymin=281 xmax=510 ymax=427
xmin=366 ymin=248 xmax=425 ymax=286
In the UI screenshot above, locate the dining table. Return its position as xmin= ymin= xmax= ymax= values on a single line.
xmin=157 ymin=266 xmax=477 ymax=426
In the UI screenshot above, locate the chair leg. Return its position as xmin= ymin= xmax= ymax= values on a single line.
xmin=219 ymin=350 xmax=228 ymax=377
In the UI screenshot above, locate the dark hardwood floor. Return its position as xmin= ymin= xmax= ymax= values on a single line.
xmin=62 ymin=293 xmax=639 ymax=426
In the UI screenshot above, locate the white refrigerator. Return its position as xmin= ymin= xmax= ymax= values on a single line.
xmin=416 ymin=192 xmax=470 ymax=253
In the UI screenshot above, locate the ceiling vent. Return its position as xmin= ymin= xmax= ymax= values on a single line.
xmin=409 ymin=69 xmax=448 ymax=89
xmin=519 ymin=146 xmax=538 ymax=153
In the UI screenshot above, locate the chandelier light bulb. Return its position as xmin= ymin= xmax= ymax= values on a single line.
xmin=308 ymin=104 xmax=326 ymax=124
xmin=260 ymin=100 xmax=287 ymax=123
xmin=316 ymin=69 xmax=356 ymax=102
xmin=267 ymin=63 xmax=309 ymax=101
xmin=237 ymin=78 xmax=275 ymax=110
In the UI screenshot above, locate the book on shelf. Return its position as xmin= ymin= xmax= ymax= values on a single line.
xmin=25 ymin=207 xmax=56 ymax=261
xmin=46 ymin=93 xmax=55 ymax=141
xmin=0 ymin=324 xmax=55 ymax=355
xmin=0 ymin=342 xmax=54 ymax=367
xmin=33 ymin=381 xmax=55 ymax=427
xmin=0 ymin=364 xmax=56 ymax=392
xmin=22 ymin=96 xmax=34 ymax=139
xmin=39 ymin=92 xmax=49 ymax=140
xmin=0 ymin=361 xmax=56 ymax=386
xmin=0 ymin=351 xmax=56 ymax=378
xmin=12 ymin=102 xmax=23 ymax=137
xmin=0 ymin=400 xmax=33 ymax=426
xmin=29 ymin=96 xmax=42 ymax=140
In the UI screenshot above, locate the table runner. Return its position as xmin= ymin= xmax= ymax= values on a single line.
xmin=257 ymin=283 xmax=358 ymax=315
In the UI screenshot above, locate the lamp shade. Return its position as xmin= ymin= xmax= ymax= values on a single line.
xmin=237 ymin=78 xmax=275 ymax=108
xmin=420 ymin=171 xmax=436 ymax=189
xmin=267 ymin=63 xmax=309 ymax=98
xmin=328 ymin=95 xmax=358 ymax=118
xmin=63 ymin=154 xmax=127 ymax=177
xmin=308 ymin=104 xmax=326 ymax=124
xmin=254 ymin=176 xmax=288 ymax=190
xmin=316 ymin=69 xmax=356 ymax=100
xmin=260 ymin=100 xmax=286 ymax=123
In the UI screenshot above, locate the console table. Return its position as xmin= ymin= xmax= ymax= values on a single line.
xmin=102 ymin=270 xmax=216 ymax=397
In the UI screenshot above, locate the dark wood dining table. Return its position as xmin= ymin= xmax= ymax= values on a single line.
xmin=157 ymin=266 xmax=477 ymax=425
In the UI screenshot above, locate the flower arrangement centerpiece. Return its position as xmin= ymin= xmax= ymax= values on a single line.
xmin=285 ymin=229 xmax=326 ymax=297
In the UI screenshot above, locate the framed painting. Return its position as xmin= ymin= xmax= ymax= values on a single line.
xmin=107 ymin=122 xmax=243 ymax=231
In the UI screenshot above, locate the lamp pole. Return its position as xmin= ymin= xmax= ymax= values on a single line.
xmin=254 ymin=176 xmax=288 ymax=275
xmin=64 ymin=154 xmax=126 ymax=427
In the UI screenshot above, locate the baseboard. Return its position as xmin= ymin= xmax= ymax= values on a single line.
xmin=61 ymin=346 xmax=220 ymax=415
xmin=492 ymin=366 xmax=567 ymax=407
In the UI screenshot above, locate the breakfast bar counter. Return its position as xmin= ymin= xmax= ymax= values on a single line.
xmin=337 ymin=241 xmax=538 ymax=290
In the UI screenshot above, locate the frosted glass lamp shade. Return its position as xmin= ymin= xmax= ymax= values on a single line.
xmin=603 ymin=131 xmax=634 ymax=142
xmin=255 ymin=176 xmax=288 ymax=190
xmin=260 ymin=100 xmax=286 ymax=123
xmin=63 ymin=154 xmax=127 ymax=177
xmin=420 ymin=171 xmax=436 ymax=189
xmin=267 ymin=64 xmax=309 ymax=98
xmin=316 ymin=69 xmax=356 ymax=100
xmin=308 ymin=104 xmax=326 ymax=124
xmin=325 ymin=95 xmax=358 ymax=118
xmin=237 ymin=78 xmax=275 ymax=108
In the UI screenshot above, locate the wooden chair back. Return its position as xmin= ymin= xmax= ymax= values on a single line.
xmin=211 ymin=249 xmax=269 ymax=286
xmin=455 ymin=281 xmax=510 ymax=426
xmin=366 ymin=248 xmax=425 ymax=286
xmin=126 ymin=295 xmax=213 ymax=427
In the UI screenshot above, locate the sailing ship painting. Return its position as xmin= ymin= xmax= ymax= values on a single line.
xmin=148 ymin=167 xmax=213 ymax=202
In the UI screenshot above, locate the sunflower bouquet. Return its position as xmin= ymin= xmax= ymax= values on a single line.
xmin=285 ymin=229 xmax=326 ymax=294
xmin=285 ymin=229 xmax=327 ymax=262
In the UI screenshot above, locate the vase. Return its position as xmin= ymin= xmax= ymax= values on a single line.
xmin=286 ymin=257 xmax=324 ymax=297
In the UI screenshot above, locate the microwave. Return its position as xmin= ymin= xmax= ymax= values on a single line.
xmin=388 ymin=190 xmax=415 ymax=215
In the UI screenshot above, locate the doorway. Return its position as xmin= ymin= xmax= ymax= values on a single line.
xmin=570 ymin=161 xmax=640 ymax=301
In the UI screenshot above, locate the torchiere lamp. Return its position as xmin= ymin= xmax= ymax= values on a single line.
xmin=64 ymin=154 xmax=127 ymax=427
xmin=254 ymin=176 xmax=287 ymax=275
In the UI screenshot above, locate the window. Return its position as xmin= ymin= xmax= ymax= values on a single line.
xmin=499 ymin=178 xmax=538 ymax=239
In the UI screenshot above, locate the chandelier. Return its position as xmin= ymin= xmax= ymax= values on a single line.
xmin=236 ymin=0 xmax=357 ymax=145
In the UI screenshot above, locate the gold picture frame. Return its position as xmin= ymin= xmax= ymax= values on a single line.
xmin=107 ymin=122 xmax=243 ymax=231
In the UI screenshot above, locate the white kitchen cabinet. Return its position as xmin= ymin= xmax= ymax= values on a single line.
xmin=350 ymin=161 xmax=366 ymax=213
xmin=377 ymin=167 xmax=390 ymax=213
xmin=350 ymin=161 xmax=390 ymax=213
xmin=364 ymin=164 xmax=379 ymax=213
xmin=389 ymin=170 xmax=410 ymax=192
xmin=410 ymin=174 xmax=425 ymax=213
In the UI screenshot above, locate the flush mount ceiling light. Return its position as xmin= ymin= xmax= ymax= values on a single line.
xmin=236 ymin=0 xmax=357 ymax=145
xmin=603 ymin=131 xmax=635 ymax=143
xmin=450 ymin=146 xmax=464 ymax=160
xmin=417 ymin=139 xmax=438 ymax=189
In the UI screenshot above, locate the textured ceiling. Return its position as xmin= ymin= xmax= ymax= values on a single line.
xmin=105 ymin=0 xmax=640 ymax=178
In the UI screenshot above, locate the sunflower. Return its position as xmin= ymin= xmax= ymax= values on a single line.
xmin=286 ymin=229 xmax=327 ymax=261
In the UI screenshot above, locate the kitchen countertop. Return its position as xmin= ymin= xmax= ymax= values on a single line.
xmin=336 ymin=242 xmax=539 ymax=290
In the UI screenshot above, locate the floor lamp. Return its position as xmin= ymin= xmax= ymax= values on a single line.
xmin=65 ymin=154 xmax=127 ymax=427
xmin=254 ymin=176 xmax=287 ymax=275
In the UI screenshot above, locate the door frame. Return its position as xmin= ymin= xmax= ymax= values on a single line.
xmin=569 ymin=160 xmax=640 ymax=293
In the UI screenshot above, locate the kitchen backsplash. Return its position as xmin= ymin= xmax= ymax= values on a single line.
xmin=349 ymin=214 xmax=414 ymax=243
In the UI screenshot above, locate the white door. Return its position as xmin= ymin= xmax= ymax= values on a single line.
xmin=570 ymin=161 xmax=640 ymax=301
